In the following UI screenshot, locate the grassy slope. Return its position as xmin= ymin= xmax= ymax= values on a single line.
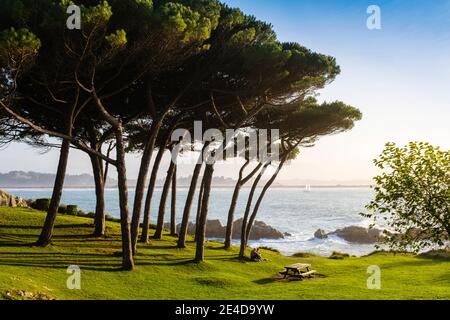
xmin=0 ymin=207 xmax=449 ymax=300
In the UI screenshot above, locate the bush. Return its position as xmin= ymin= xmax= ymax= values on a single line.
xmin=291 ymin=252 xmax=315 ymax=258
xmin=329 ymin=251 xmax=350 ymax=260
xmin=57 ymin=205 xmax=67 ymax=214
xmin=66 ymin=205 xmax=78 ymax=215
xmin=259 ymin=246 xmax=280 ymax=253
xmin=419 ymin=249 xmax=450 ymax=261
xmin=105 ymin=214 xmax=120 ymax=223
xmin=76 ymin=211 xmax=95 ymax=219
xmin=31 ymin=198 xmax=51 ymax=211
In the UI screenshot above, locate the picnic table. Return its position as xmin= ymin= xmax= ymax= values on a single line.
xmin=279 ymin=263 xmax=316 ymax=279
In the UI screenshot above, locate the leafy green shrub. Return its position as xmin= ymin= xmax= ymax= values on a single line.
xmin=419 ymin=249 xmax=450 ymax=261
xmin=291 ymin=252 xmax=315 ymax=258
xmin=105 ymin=214 xmax=120 ymax=223
xmin=66 ymin=205 xmax=78 ymax=216
xmin=86 ymin=212 xmax=96 ymax=218
xmin=57 ymin=205 xmax=67 ymax=214
xmin=259 ymin=246 xmax=280 ymax=253
xmin=77 ymin=211 xmax=95 ymax=219
xmin=329 ymin=251 xmax=350 ymax=260
xmin=31 ymin=199 xmax=50 ymax=211
xmin=363 ymin=142 xmax=450 ymax=252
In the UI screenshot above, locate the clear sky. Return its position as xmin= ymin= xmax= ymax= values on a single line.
xmin=1 ymin=0 xmax=449 ymax=183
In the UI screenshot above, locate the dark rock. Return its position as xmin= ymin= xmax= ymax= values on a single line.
xmin=330 ymin=226 xmax=383 ymax=244
xmin=231 ymin=218 xmax=284 ymax=240
xmin=314 ymin=229 xmax=328 ymax=239
xmin=166 ymin=218 xmax=284 ymax=240
xmin=205 ymin=219 xmax=223 ymax=237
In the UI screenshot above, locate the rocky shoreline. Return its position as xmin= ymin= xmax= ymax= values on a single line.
xmin=314 ymin=226 xmax=384 ymax=244
xmin=0 ymin=189 xmax=28 ymax=208
xmin=165 ymin=218 xmax=289 ymax=240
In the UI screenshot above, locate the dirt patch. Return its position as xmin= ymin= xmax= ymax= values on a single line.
xmin=3 ymin=290 xmax=55 ymax=300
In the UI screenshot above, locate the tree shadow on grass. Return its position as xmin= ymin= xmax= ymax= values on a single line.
xmin=0 ymin=225 xmax=43 ymax=230
xmin=0 ymin=242 xmax=35 ymax=247
xmin=206 ymin=255 xmax=243 ymax=262
xmin=143 ymin=245 xmax=185 ymax=251
xmin=0 ymin=249 xmax=126 ymax=271
xmin=138 ymin=259 xmax=196 ymax=267
xmin=0 ymin=223 xmax=92 ymax=230
xmin=252 ymin=278 xmax=276 ymax=285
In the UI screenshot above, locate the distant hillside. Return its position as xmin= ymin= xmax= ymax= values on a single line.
xmin=0 ymin=171 xmax=118 ymax=188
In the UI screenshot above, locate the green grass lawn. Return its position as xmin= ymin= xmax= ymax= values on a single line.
xmin=0 ymin=207 xmax=449 ymax=300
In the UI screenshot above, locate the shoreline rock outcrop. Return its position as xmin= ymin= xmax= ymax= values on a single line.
xmin=313 ymin=226 xmax=384 ymax=244
xmin=164 ymin=218 xmax=285 ymax=240
xmin=0 ymin=189 xmax=28 ymax=208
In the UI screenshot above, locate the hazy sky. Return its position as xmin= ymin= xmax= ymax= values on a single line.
xmin=1 ymin=0 xmax=449 ymax=183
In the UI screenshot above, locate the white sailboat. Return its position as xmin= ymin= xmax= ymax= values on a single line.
xmin=304 ymin=184 xmax=311 ymax=192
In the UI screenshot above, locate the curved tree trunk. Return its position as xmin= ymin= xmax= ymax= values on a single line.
xmin=92 ymin=92 xmax=134 ymax=270
xmin=140 ymin=146 xmax=165 ymax=243
xmin=90 ymin=153 xmax=106 ymax=237
xmin=177 ymin=143 xmax=209 ymax=248
xmin=245 ymin=158 xmax=286 ymax=244
xmin=223 ymin=160 xmax=249 ymax=248
xmin=238 ymin=162 xmax=270 ymax=258
xmin=103 ymin=141 xmax=114 ymax=185
xmin=131 ymin=119 xmax=163 ymax=254
xmin=170 ymin=165 xmax=177 ymax=236
xmin=114 ymin=126 xmax=134 ymax=270
xmin=224 ymin=161 xmax=263 ymax=249
xmin=194 ymin=172 xmax=205 ymax=243
xmin=194 ymin=163 xmax=214 ymax=262
xmin=36 ymin=138 xmax=71 ymax=246
xmin=153 ymin=160 xmax=176 ymax=239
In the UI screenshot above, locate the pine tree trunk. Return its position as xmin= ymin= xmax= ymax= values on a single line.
xmin=194 ymin=163 xmax=214 ymax=262
xmin=103 ymin=141 xmax=113 ymax=185
xmin=170 ymin=165 xmax=177 ymax=236
xmin=225 ymin=161 xmax=263 ymax=249
xmin=238 ymin=162 xmax=269 ymax=258
xmin=177 ymin=162 xmax=203 ymax=247
xmin=91 ymin=92 xmax=133 ymax=270
xmin=140 ymin=146 xmax=165 ymax=243
xmin=153 ymin=160 xmax=176 ymax=239
xmin=177 ymin=146 xmax=207 ymax=248
xmin=194 ymin=173 xmax=205 ymax=242
xmin=196 ymin=178 xmax=205 ymax=226
xmin=115 ymin=126 xmax=134 ymax=270
xmin=131 ymin=120 xmax=163 ymax=254
xmin=35 ymin=138 xmax=71 ymax=246
xmin=90 ymin=153 xmax=106 ymax=237
xmin=224 ymin=160 xmax=250 ymax=249
xmin=245 ymin=159 xmax=286 ymax=244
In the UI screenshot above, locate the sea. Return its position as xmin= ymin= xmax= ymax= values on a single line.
xmin=5 ymin=186 xmax=379 ymax=257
